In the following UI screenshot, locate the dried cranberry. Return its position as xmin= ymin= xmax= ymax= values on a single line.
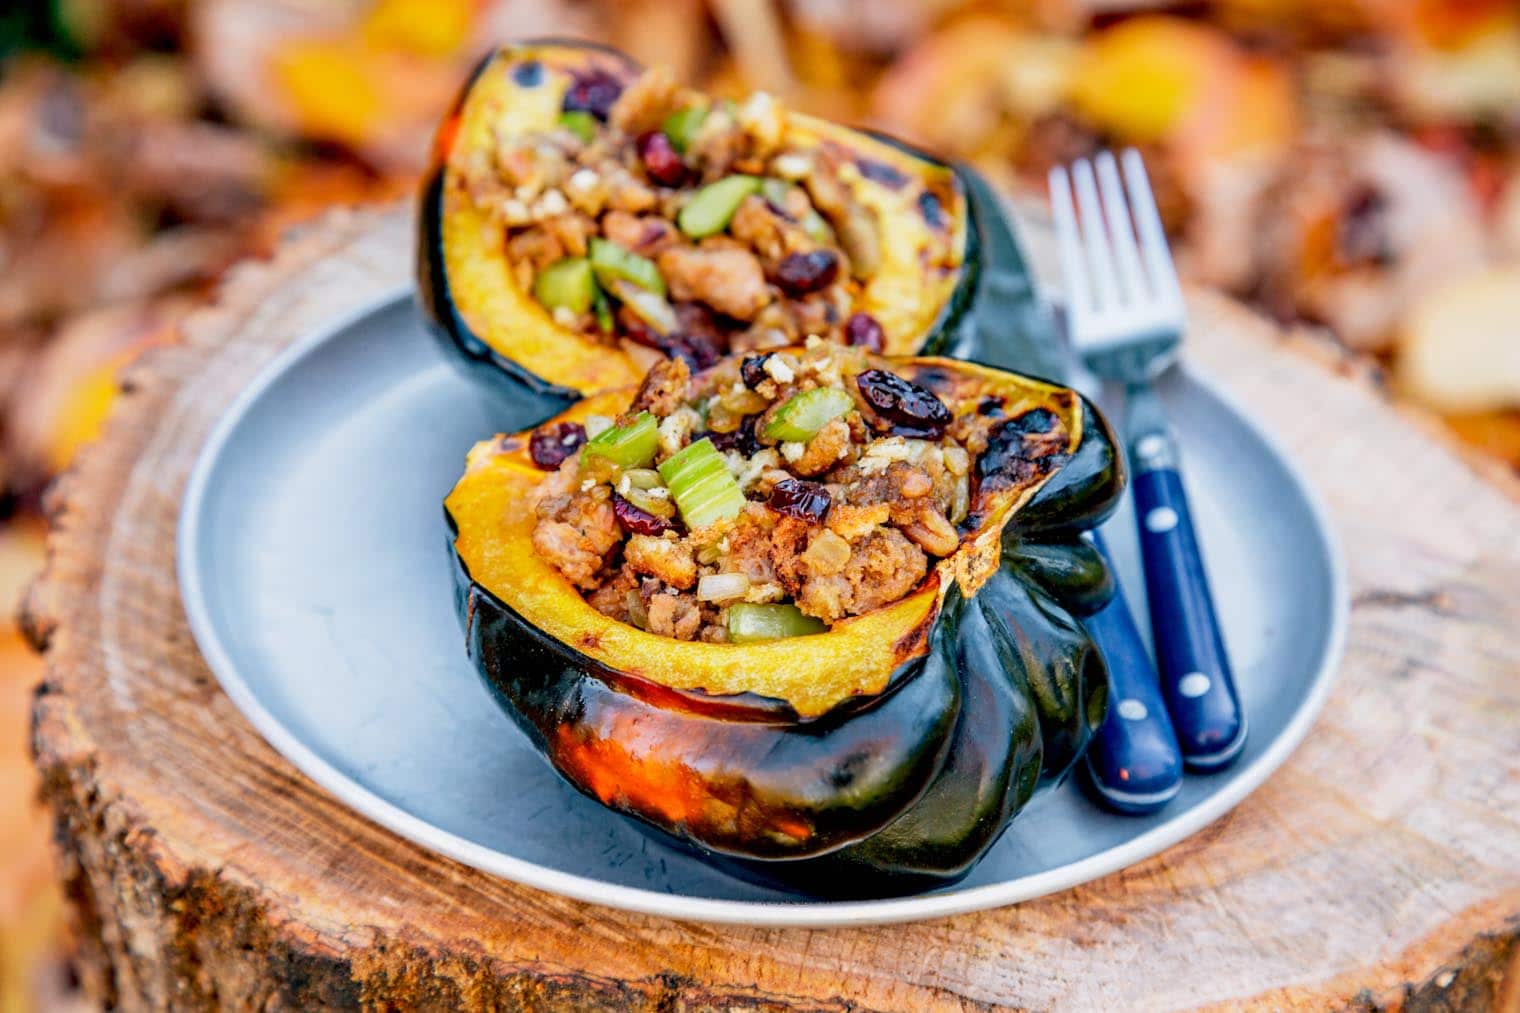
xmin=613 ymin=493 xmax=675 ymax=536
xmin=769 ymin=478 xmax=831 ymax=523
xmin=843 ymin=312 xmax=885 ymax=352
xmin=529 ymin=421 xmax=587 ymax=470
xmin=855 ymin=368 xmax=952 ymax=438
xmin=672 ymin=302 xmax=725 ymax=368
xmin=619 ymin=303 xmax=725 ymax=369
xmin=740 ymin=354 xmax=773 ymax=389
xmin=662 ymin=338 xmax=706 ymax=372
xmin=773 ymin=250 xmax=840 ymax=296
xmin=562 ymin=69 xmax=623 ymax=121
xmin=707 ymin=414 xmax=760 ymax=456
xmin=636 ymin=131 xmax=687 ymax=186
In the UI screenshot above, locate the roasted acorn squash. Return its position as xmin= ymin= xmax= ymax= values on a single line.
xmin=417 ymin=39 xmax=978 ymax=407
xmin=444 ymin=353 xmax=1124 ymax=893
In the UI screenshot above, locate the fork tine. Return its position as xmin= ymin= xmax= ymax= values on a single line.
xmin=1096 ymin=151 xmax=1147 ymax=306
xmin=1121 ymin=148 xmax=1183 ymax=311
xmin=1048 ymin=165 xmax=1093 ymax=324
xmin=1072 ymin=158 xmax=1120 ymax=312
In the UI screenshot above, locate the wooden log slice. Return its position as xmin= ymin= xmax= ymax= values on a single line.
xmin=21 ymin=204 xmax=1520 ymax=1011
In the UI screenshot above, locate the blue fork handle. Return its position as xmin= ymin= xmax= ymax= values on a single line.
xmin=1131 ymin=452 xmax=1248 ymax=771
xmin=1082 ymin=534 xmax=1183 ymax=814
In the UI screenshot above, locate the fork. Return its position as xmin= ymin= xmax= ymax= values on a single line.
xmin=1050 ymin=150 xmax=1247 ymax=772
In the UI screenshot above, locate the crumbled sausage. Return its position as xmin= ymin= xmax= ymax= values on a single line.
xmin=686 ymin=107 xmax=748 ymax=179
xmin=848 ymin=461 xmax=952 ymax=525
xmin=532 ymin=514 xmax=615 ymax=590
xmin=530 ymin=464 xmax=620 ymax=588
xmin=826 ymin=501 xmax=889 ymax=541
xmin=795 ymin=528 xmax=927 ymax=624
xmin=586 ymin=566 xmax=638 ymax=622
xmin=730 ymin=195 xmax=789 ymax=262
xmin=625 ymin=534 xmax=698 ymax=589
xmin=609 ymin=65 xmax=679 ymax=136
xmin=602 ymin=210 xmax=679 ymax=256
xmin=721 ymin=505 xmax=782 ymax=588
xmin=791 ymin=417 xmax=852 ymax=476
xmin=631 ymin=357 xmax=690 ymax=416
xmin=507 ymin=228 xmax=565 ymax=273
xmin=645 ymin=591 xmax=703 ymax=640
xmin=605 ymin=168 xmax=658 ymax=213
xmin=541 ymin=212 xmax=595 ymax=257
xmin=658 ymin=239 xmax=771 ymax=320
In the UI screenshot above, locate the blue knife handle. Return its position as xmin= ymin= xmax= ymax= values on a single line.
xmin=1131 ymin=456 xmax=1248 ymax=771
xmin=1082 ymin=534 xmax=1183 ymax=814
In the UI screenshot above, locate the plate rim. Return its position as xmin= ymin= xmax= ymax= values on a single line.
xmin=177 ymin=284 xmax=1348 ymax=928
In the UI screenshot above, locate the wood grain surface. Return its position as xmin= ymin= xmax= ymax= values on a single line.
xmin=22 ymin=204 xmax=1520 ymax=1011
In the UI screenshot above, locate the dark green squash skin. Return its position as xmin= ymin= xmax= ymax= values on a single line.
xmin=418 ymin=168 xmax=583 ymax=414
xmin=1018 ymin=401 xmax=1127 ymax=534
xmin=415 ymin=45 xmax=585 ymax=415
xmin=416 ymin=39 xmax=982 ymax=407
xmin=934 ymin=171 xmax=1043 ymax=371
xmin=444 ymin=387 xmax=1124 ymax=895
xmin=733 ymin=566 xmax=1108 ymax=898
xmin=454 ymin=552 xmax=962 ymax=861
xmin=1009 ymin=536 xmax=1115 ymax=619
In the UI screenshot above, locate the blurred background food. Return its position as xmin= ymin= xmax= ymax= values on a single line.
xmin=3 ymin=0 xmax=1519 ymax=1006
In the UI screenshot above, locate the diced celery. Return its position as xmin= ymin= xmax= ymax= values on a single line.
xmin=727 ymin=603 xmax=826 ymax=643
xmin=590 ymin=237 xmax=665 ymax=296
xmin=658 ymin=438 xmax=746 ymax=528
xmin=591 ymin=285 xmax=613 ymax=333
xmin=558 ymin=110 xmax=597 ymax=143
xmin=662 ymin=106 xmax=707 ymax=152
xmin=679 ymin=476 xmax=747 ymax=528
xmin=678 ymin=175 xmax=762 ymax=239
xmin=762 ymin=387 xmax=855 ymax=443
xmin=658 ymin=437 xmax=727 ymax=488
xmin=583 ymin=411 xmax=659 ymax=469
xmin=532 ymin=257 xmax=594 ymax=315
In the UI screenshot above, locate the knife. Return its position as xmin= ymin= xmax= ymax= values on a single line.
xmin=960 ymin=169 xmax=1184 ymax=813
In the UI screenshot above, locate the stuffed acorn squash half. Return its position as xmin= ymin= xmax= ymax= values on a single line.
xmin=418 ymin=39 xmax=977 ymax=407
xmin=445 ymin=342 xmax=1124 ymax=893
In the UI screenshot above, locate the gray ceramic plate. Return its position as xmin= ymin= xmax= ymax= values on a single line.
xmin=178 ymin=286 xmax=1345 ymax=927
